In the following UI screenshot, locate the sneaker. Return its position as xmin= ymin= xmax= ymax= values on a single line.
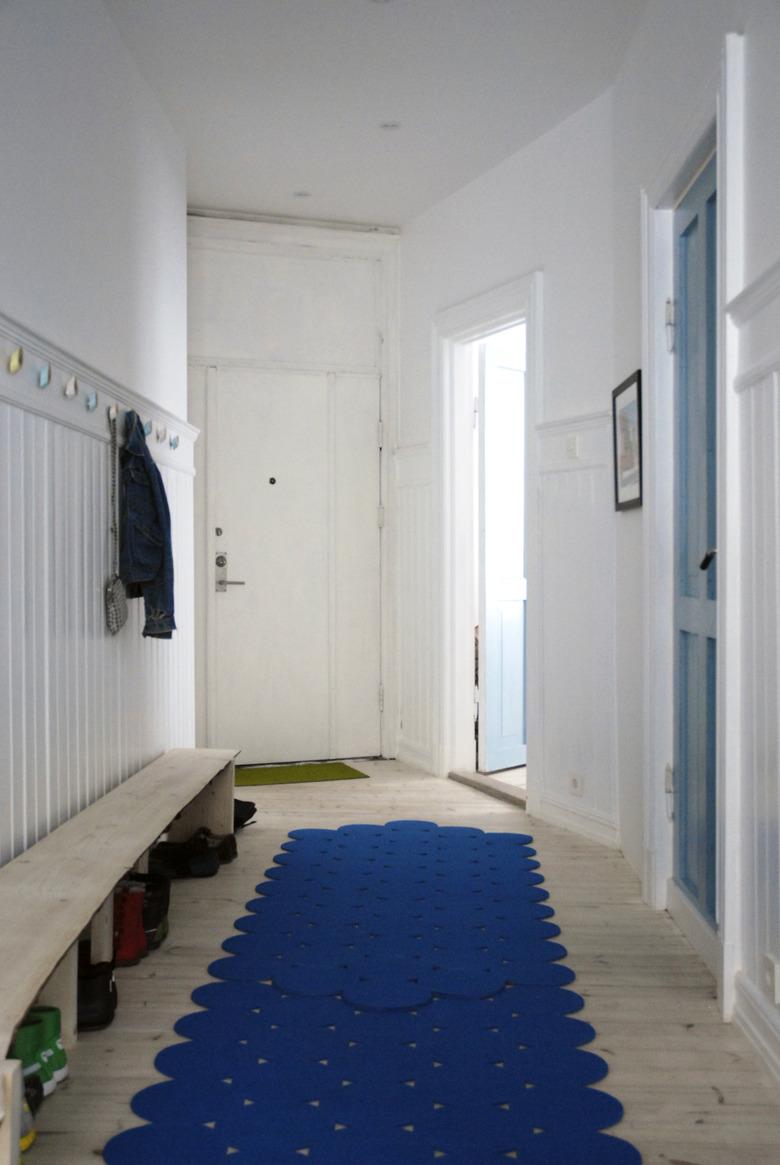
xmin=149 ymin=833 xmax=220 ymax=879
xmin=114 ymin=884 xmax=149 ymax=966
xmin=27 ymin=1005 xmax=68 ymax=1083
xmin=10 ymin=1016 xmax=55 ymax=1098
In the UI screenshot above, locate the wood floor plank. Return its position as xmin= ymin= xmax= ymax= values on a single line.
xmin=32 ymin=759 xmax=780 ymax=1163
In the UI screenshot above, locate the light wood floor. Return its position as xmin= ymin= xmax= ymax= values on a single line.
xmin=34 ymin=759 xmax=780 ymax=1163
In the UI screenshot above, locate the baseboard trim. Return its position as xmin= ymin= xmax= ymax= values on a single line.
xmin=531 ymin=796 xmax=619 ymax=848
xmin=666 ymin=878 xmax=722 ymax=980
xmin=733 ymin=972 xmax=780 ymax=1088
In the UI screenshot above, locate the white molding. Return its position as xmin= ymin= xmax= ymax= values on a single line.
xmin=718 ymin=30 xmax=746 ymax=1023
xmin=531 ymin=795 xmax=620 ymax=849
xmin=434 ymin=275 xmax=541 ymax=346
xmin=535 ymin=410 xmax=610 ymax=434
xmin=188 ymin=355 xmax=380 ymax=377
xmin=188 ymin=205 xmax=400 ymax=237
xmin=188 ymin=214 xmax=399 ymax=257
xmin=0 ymin=312 xmax=197 ymax=472
xmin=733 ymin=972 xmax=780 ymax=1089
xmin=726 ymin=255 xmax=780 ymax=326
xmin=667 ymin=879 xmax=722 ymax=981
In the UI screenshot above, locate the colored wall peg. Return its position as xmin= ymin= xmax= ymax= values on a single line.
xmin=37 ymin=364 xmax=51 ymax=388
xmin=107 ymin=403 xmax=118 ymax=421
xmin=64 ymin=375 xmax=78 ymax=398
xmin=7 ymin=347 xmax=23 ymax=374
xmin=169 ymin=434 xmax=180 ymax=450
xmin=85 ymin=390 xmax=98 ymax=411
xmin=143 ymin=419 xmax=152 ymax=436
xmin=156 ymin=426 xmax=167 ymax=443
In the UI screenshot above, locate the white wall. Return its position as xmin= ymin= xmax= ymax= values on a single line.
xmin=0 ymin=0 xmax=191 ymax=864
xmin=0 ymin=0 xmax=187 ymax=417
xmin=398 ymin=91 xmax=620 ymax=844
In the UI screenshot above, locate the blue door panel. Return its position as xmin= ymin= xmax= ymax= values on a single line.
xmin=674 ymin=156 xmax=718 ymax=927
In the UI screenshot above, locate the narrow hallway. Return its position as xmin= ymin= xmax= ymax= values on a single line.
xmin=34 ymin=761 xmax=780 ymax=1164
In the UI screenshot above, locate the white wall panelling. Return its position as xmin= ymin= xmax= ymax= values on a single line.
xmin=0 ymin=314 xmax=196 ymax=867
xmin=529 ymin=412 xmax=619 ymax=848
xmin=729 ymin=295 xmax=780 ymax=1076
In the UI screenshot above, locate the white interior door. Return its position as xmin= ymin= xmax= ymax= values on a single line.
xmin=478 ymin=325 xmax=527 ymax=772
xmin=207 ymin=365 xmax=381 ymax=763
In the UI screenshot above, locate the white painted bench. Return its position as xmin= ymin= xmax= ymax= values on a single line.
xmin=0 ymin=747 xmax=238 ymax=1164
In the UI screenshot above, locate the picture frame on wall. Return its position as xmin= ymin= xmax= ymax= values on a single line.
xmin=612 ymin=370 xmax=642 ymax=510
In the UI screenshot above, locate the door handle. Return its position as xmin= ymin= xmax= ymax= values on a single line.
xmin=215 ymin=552 xmax=246 ymax=593
xmin=699 ymin=548 xmax=717 ymax=570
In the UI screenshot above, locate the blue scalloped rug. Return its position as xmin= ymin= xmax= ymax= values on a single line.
xmin=103 ymin=821 xmax=642 ymax=1164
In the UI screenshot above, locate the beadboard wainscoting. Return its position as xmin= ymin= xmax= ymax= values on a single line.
xmin=394 ymin=445 xmax=436 ymax=772
xmin=527 ymin=412 xmax=619 ymax=847
xmin=0 ymin=316 xmax=197 ymax=866
xmin=728 ymin=258 xmax=780 ymax=1082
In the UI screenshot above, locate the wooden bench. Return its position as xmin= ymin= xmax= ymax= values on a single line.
xmin=0 ymin=747 xmax=238 ymax=1163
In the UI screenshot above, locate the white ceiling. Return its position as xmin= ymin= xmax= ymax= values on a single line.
xmin=105 ymin=0 xmax=646 ymax=227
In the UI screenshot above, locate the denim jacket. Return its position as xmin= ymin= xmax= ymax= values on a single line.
xmin=119 ymin=410 xmax=176 ymax=638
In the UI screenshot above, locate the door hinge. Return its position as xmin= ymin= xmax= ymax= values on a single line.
xmin=379 ymin=685 xmax=385 ymax=713
xmin=665 ymin=298 xmax=676 ymax=353
xmin=377 ymin=505 xmax=385 ymax=528
xmin=377 ymin=420 xmax=384 ymax=449
xmin=664 ymin=763 xmax=674 ymax=795
xmin=473 ymin=396 xmax=480 ymax=429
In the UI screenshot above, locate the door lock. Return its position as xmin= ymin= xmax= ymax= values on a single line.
xmin=215 ymin=552 xmax=246 ymax=593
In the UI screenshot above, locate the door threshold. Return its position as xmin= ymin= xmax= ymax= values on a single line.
xmin=448 ymin=769 xmax=527 ymax=809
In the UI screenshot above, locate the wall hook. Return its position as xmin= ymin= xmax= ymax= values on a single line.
xmin=156 ymin=426 xmax=167 ymax=443
xmin=64 ymin=375 xmax=78 ymax=398
xmin=37 ymin=364 xmax=51 ymax=389
xmin=169 ymin=434 xmax=179 ymax=450
xmin=7 ymin=347 xmax=23 ymax=375
xmin=107 ymin=403 xmax=118 ymax=421
xmin=143 ymin=419 xmax=152 ymax=436
xmin=85 ymin=390 xmax=98 ymax=411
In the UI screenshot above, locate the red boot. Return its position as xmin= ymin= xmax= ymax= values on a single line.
xmin=114 ymin=884 xmax=148 ymax=966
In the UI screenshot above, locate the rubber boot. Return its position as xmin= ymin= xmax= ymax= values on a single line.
xmin=28 ymin=1005 xmax=69 ymax=1083
xmin=114 ymin=884 xmax=148 ymax=966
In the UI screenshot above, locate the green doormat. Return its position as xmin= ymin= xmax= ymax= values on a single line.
xmin=234 ymin=761 xmax=369 ymax=787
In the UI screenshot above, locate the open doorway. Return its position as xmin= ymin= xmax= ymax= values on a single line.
xmin=473 ymin=324 xmax=527 ymax=782
xmin=435 ymin=272 xmax=541 ymax=802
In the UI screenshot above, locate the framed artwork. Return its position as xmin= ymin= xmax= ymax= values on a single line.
xmin=612 ymin=370 xmax=642 ymax=510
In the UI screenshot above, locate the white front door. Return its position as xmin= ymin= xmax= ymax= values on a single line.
xmin=206 ymin=364 xmax=382 ymax=763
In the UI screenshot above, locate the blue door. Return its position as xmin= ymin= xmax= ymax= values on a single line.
xmin=673 ymin=157 xmax=717 ymax=925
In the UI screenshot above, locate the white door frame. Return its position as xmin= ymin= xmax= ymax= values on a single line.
xmin=187 ymin=217 xmax=400 ymax=761
xmin=434 ymin=272 xmax=543 ymax=781
xmin=641 ymin=36 xmax=744 ymax=1015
